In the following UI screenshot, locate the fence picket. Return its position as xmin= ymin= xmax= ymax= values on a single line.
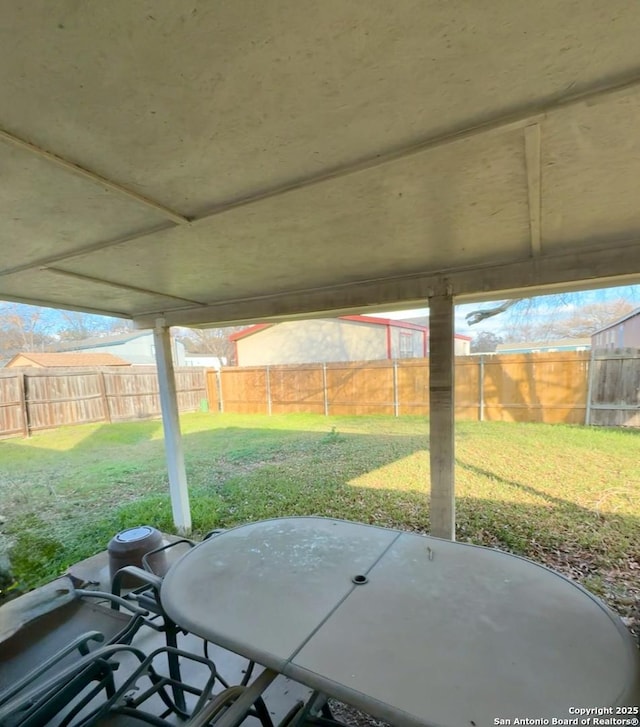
xmin=0 ymin=366 xmax=207 ymax=438
xmin=5 ymin=350 xmax=636 ymax=439
xmin=206 ymin=352 xmax=593 ymax=425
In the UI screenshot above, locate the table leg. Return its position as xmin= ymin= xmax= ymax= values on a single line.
xmin=289 ymin=692 xmax=347 ymax=726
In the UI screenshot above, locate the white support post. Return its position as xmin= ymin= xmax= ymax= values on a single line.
xmin=429 ymin=293 xmax=455 ymax=540
xmin=153 ymin=322 xmax=192 ymax=534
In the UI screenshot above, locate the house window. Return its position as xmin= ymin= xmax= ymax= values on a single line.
xmin=399 ymin=332 xmax=413 ymax=359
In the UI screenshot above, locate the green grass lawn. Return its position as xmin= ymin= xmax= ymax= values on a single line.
xmin=1 ymin=413 xmax=638 ymax=637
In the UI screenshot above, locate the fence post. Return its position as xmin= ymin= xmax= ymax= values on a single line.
xmin=216 ymin=370 xmax=224 ymax=412
xmin=266 ymin=366 xmax=272 ymax=415
xmin=392 ymin=360 xmax=399 ymax=416
xmin=18 ymin=371 xmax=30 ymax=438
xmin=585 ymin=349 xmax=595 ymax=426
xmin=98 ymin=370 xmax=112 ymax=423
xmin=478 ymin=355 xmax=485 ymax=421
xmin=322 ymin=363 xmax=329 ymax=416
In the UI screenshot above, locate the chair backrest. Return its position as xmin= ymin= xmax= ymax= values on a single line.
xmin=0 ymin=576 xmax=148 ymax=719
xmin=0 ymin=576 xmax=75 ymax=643
xmin=0 ymin=598 xmax=132 ymax=691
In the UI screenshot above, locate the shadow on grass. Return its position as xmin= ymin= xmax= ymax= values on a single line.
xmin=8 ymin=483 xmax=639 ymax=589
xmin=2 ymin=418 xmax=638 ymax=642
xmin=457 ymin=459 xmax=579 ymax=510
xmin=1 ymin=423 xmax=427 ymax=590
xmin=7 ymin=486 xmax=638 ymax=644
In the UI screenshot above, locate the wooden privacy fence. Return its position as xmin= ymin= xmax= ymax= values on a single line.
xmin=206 ymin=352 xmax=591 ymax=424
xmin=0 ymin=367 xmax=207 ymax=438
xmin=4 ymin=352 xmax=635 ymax=437
xmin=586 ymin=348 xmax=640 ymax=426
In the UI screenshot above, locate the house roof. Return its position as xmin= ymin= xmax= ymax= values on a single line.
xmin=55 ymin=330 xmax=149 ymax=351
xmin=2 ymin=4 xmax=640 ymax=327
xmin=591 ymin=306 xmax=640 ymax=336
xmin=183 ymin=352 xmax=222 ymax=358
xmin=496 ymin=338 xmax=591 ymax=351
xmin=6 ymin=352 xmax=131 ymax=367
xmin=230 ymin=316 xmax=471 ymax=341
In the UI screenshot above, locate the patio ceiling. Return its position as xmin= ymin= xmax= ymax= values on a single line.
xmin=2 ymin=1 xmax=640 ymax=327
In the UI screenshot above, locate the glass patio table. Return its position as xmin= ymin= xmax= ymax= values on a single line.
xmin=161 ymin=517 xmax=640 ymax=727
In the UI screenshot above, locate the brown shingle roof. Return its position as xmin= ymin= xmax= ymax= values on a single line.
xmin=6 ymin=352 xmax=131 ymax=368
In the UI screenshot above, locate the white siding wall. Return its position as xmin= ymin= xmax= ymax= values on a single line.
xmin=390 ymin=327 xmax=424 ymax=358
xmin=77 ymin=333 xmax=186 ymax=365
xmin=593 ymin=315 xmax=640 ymax=350
xmin=237 ymin=319 xmax=387 ymax=365
xmin=623 ymin=316 xmax=640 ymax=346
xmin=454 ymin=338 xmax=471 ymax=355
xmin=237 ymin=320 xmax=471 ymax=364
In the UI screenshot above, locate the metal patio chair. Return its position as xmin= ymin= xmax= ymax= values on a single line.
xmin=111 ymin=535 xmax=257 ymax=701
xmin=0 ymin=576 xmax=149 ymax=697
xmin=0 ymin=575 xmax=151 ymax=726
xmin=110 ymin=539 xmax=196 ymax=715
xmin=1 ymin=640 xmax=276 ymax=727
xmin=0 ymin=641 xmax=219 ymax=727
xmin=0 ymin=566 xmax=276 ymax=727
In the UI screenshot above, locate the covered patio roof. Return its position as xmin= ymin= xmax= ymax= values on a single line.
xmin=3 ymin=2 xmax=640 ymax=535
xmin=3 ymin=1 xmax=640 ymax=325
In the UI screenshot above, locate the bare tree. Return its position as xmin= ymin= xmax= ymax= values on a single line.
xmin=465 ymin=288 xmax=640 ymax=342
xmin=56 ymin=311 xmax=130 ymax=342
xmin=470 ymin=331 xmax=503 ymax=353
xmin=0 ymin=303 xmax=56 ymax=359
xmin=498 ymin=299 xmax=635 ymax=342
xmin=176 ymin=326 xmax=247 ymax=365
xmin=0 ymin=303 xmax=135 ymax=360
xmin=465 ymin=300 xmax=521 ymax=326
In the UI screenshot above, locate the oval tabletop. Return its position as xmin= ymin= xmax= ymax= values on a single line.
xmin=161 ymin=517 xmax=640 ymax=727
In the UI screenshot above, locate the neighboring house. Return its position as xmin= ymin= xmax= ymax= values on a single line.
xmin=5 ymin=352 xmax=130 ymax=368
xmin=231 ymin=316 xmax=471 ymax=366
xmin=397 ymin=315 xmax=471 ymax=355
xmin=55 ymin=330 xmax=186 ymax=366
xmin=495 ymin=339 xmax=591 ymax=354
xmin=183 ymin=353 xmax=226 ymax=369
xmin=591 ymin=306 xmax=640 ymax=350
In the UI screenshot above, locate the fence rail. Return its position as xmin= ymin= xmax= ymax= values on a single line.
xmin=586 ymin=348 xmax=640 ymax=426
xmin=207 ymin=352 xmax=593 ymax=424
xmin=0 ymin=366 xmax=207 ymax=438
xmin=2 ymin=351 xmax=636 ymax=438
